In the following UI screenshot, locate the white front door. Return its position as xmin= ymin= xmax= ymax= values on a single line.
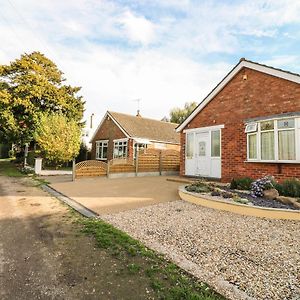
xmin=195 ymin=132 xmax=210 ymax=176
xmin=185 ymin=126 xmax=222 ymax=178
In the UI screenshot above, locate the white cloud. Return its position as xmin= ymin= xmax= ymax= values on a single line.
xmin=1 ymin=0 xmax=300 ymax=125
xmin=118 ymin=11 xmax=156 ymax=45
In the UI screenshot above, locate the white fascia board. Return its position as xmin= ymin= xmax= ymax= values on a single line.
xmin=183 ymin=124 xmax=224 ymax=133
xmin=132 ymin=137 xmax=152 ymax=144
xmin=89 ymin=111 xmax=130 ymax=143
xmin=113 ymin=138 xmax=129 ymax=142
xmin=131 ymin=136 xmax=179 ymax=145
xmin=176 ymin=60 xmax=300 ymax=133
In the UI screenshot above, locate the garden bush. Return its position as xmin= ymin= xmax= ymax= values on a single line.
xmin=230 ymin=177 xmax=253 ymax=190
xmin=274 ymin=178 xmax=300 ymax=198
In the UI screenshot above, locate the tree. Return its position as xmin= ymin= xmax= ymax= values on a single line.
xmin=0 ymin=52 xmax=85 ymax=144
xmin=169 ymin=101 xmax=198 ymax=124
xmin=34 ymin=113 xmax=81 ymax=163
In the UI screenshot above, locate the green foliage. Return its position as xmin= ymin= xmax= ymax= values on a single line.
xmin=34 ymin=113 xmax=81 ymax=163
xmin=230 ymin=177 xmax=253 ymax=190
xmin=274 ymin=178 xmax=300 ymax=198
xmin=0 ymin=144 xmax=10 ymax=158
xmin=76 ymin=142 xmax=90 ymax=162
xmin=186 ymin=181 xmax=212 ymax=193
xmin=0 ymin=159 xmax=24 ymax=177
xmin=169 ymin=101 xmax=198 ymax=124
xmin=8 ymin=149 xmax=15 ymax=158
xmin=0 ymin=51 xmax=84 ymax=143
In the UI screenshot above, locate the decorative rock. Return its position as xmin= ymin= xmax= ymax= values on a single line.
xmin=293 ymin=201 xmax=300 ymax=209
xmin=221 ymin=191 xmax=233 ymax=199
xmin=276 ymin=196 xmax=296 ymax=205
xmin=263 ymin=188 xmax=279 ymax=200
xmin=211 ymin=190 xmax=221 ymax=197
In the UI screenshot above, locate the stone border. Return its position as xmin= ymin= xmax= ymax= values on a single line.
xmin=179 ymin=186 xmax=300 ymax=221
xmin=42 ymin=185 xmax=98 ymax=218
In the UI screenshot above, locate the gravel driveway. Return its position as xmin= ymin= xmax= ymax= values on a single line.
xmin=101 ymin=200 xmax=300 ymax=300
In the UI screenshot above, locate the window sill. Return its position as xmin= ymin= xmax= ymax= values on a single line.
xmin=245 ymin=160 xmax=300 ymax=164
xmin=96 ymin=158 xmax=107 ymax=161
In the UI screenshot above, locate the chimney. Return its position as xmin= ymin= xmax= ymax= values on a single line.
xmin=136 ymin=110 xmax=141 ymax=117
xmin=90 ymin=113 xmax=94 ymax=128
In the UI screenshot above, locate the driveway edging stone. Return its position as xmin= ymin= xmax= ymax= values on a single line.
xmin=42 ymin=184 xmax=98 ymax=218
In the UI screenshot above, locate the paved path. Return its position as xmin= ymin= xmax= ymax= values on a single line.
xmin=47 ymin=176 xmax=182 ymax=214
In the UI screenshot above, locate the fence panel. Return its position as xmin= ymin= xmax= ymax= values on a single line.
xmin=109 ymin=159 xmax=135 ymax=173
xmin=138 ymin=149 xmax=160 ymax=172
xmin=75 ymin=160 xmax=107 ymax=177
xmin=161 ymin=149 xmax=180 ymax=171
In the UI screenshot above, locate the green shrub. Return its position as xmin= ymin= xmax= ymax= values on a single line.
xmin=186 ymin=181 xmax=212 ymax=193
xmin=230 ymin=177 xmax=253 ymax=190
xmin=274 ymin=178 xmax=300 ymax=198
xmin=26 ymin=151 xmax=39 ymax=167
xmin=8 ymin=149 xmax=15 ymax=158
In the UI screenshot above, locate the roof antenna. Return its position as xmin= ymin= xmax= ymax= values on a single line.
xmin=133 ymin=98 xmax=141 ymax=117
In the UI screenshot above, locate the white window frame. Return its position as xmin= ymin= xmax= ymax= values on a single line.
xmin=246 ymin=117 xmax=300 ymax=163
xmin=133 ymin=142 xmax=147 ymax=159
xmin=113 ymin=138 xmax=128 ymax=159
xmin=211 ymin=130 xmax=221 ymax=158
xmin=95 ymin=140 xmax=108 ymax=160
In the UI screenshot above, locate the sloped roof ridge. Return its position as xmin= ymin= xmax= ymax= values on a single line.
xmin=242 ymin=58 xmax=300 ymax=78
xmin=108 ymin=111 xmax=178 ymax=125
xmin=176 ymin=57 xmax=300 ymax=132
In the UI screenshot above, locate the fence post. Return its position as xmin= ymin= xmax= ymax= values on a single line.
xmin=34 ymin=158 xmax=43 ymax=175
xmin=72 ymin=159 xmax=76 ymax=181
xmin=135 ymin=150 xmax=139 ymax=176
xmin=159 ymin=150 xmax=162 ymax=176
xmin=107 ymin=160 xmax=110 ymax=178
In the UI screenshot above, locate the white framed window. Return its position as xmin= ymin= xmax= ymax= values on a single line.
xmin=96 ymin=140 xmax=108 ymax=160
xmin=113 ymin=139 xmax=128 ymax=158
xmin=211 ymin=130 xmax=221 ymax=157
xmin=134 ymin=143 xmax=147 ymax=159
xmin=186 ymin=133 xmax=194 ymax=159
xmin=246 ymin=117 xmax=299 ymax=162
xmin=245 ymin=122 xmax=257 ymax=133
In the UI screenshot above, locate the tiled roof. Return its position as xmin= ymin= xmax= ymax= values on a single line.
xmin=108 ymin=111 xmax=180 ymax=144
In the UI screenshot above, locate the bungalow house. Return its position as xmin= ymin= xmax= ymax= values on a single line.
xmin=176 ymin=58 xmax=300 ymax=182
xmin=90 ymin=111 xmax=180 ymax=161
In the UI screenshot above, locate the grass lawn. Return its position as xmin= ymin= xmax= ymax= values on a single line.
xmin=0 ymin=159 xmax=25 ymax=177
xmin=78 ymin=216 xmax=226 ymax=300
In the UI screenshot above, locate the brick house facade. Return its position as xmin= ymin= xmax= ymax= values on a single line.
xmin=177 ymin=59 xmax=300 ymax=182
xmin=91 ymin=111 xmax=180 ymax=161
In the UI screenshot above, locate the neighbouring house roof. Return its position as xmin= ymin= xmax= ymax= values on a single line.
xmin=176 ymin=58 xmax=300 ymax=132
xmin=91 ymin=111 xmax=180 ymax=144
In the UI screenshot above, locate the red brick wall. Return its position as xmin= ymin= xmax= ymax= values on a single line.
xmin=91 ymin=116 xmax=127 ymax=160
xmin=181 ymin=67 xmax=300 ymax=182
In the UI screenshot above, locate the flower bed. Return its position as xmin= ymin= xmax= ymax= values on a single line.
xmin=185 ymin=180 xmax=300 ymax=211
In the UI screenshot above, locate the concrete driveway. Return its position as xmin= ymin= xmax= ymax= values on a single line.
xmin=46 ymin=176 xmax=182 ymax=214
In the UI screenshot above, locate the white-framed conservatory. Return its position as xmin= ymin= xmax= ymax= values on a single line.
xmin=184 ymin=124 xmax=224 ymax=178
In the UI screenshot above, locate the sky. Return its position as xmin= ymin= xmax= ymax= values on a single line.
xmin=1 ymin=0 xmax=300 ymax=125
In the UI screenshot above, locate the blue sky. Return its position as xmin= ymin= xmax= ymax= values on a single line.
xmin=1 ymin=0 xmax=300 ymax=124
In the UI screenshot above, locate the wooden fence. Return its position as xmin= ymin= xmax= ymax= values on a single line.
xmin=75 ymin=160 xmax=108 ymax=178
xmin=74 ymin=149 xmax=180 ymax=178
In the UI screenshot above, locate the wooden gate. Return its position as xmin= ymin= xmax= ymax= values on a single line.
xmin=75 ymin=160 xmax=107 ymax=178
